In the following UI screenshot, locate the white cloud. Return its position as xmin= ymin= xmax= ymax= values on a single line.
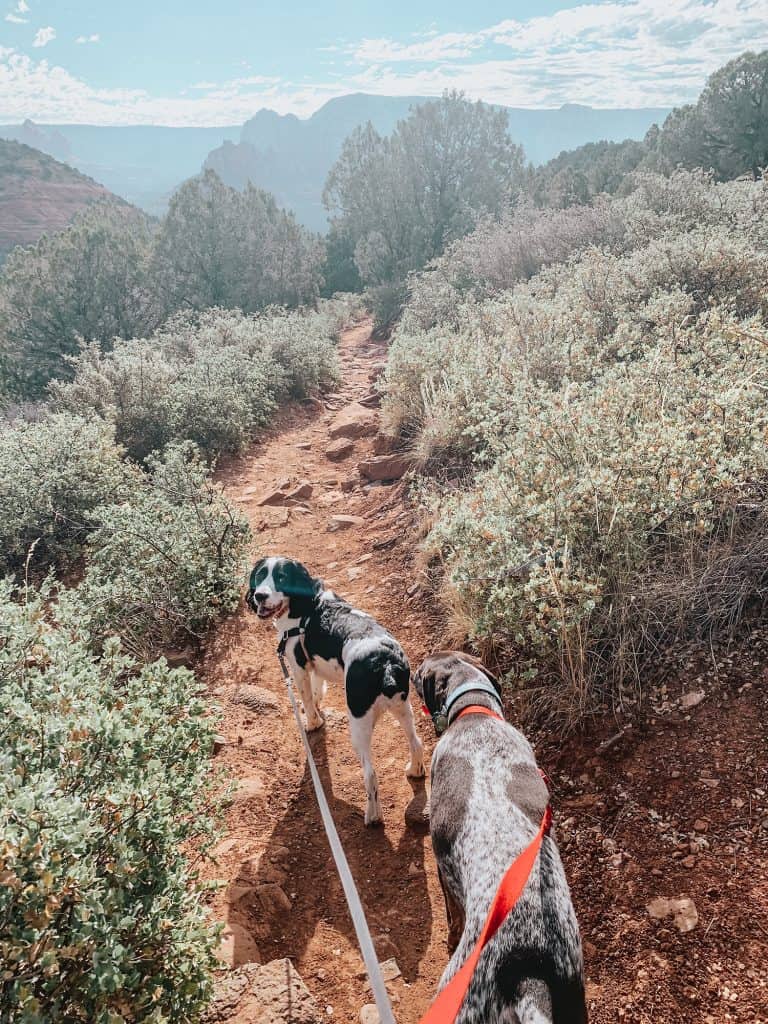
xmin=75 ymin=34 xmax=100 ymax=44
xmin=32 ymin=25 xmax=55 ymax=47
xmin=1 ymin=1 xmax=767 ymax=125
xmin=5 ymin=1 xmax=29 ymax=22
xmin=346 ymin=0 xmax=768 ymax=109
xmin=353 ymin=32 xmax=482 ymax=64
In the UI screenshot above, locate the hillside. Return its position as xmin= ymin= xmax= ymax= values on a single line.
xmin=0 ymin=139 xmax=119 ymax=263
xmin=206 ymin=94 xmax=670 ymax=231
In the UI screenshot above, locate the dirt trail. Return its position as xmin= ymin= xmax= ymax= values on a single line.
xmin=202 ymin=320 xmax=446 ymax=1022
xmin=201 ymin=319 xmax=768 ymax=1024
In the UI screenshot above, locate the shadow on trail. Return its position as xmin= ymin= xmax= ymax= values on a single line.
xmin=231 ymin=721 xmax=433 ymax=982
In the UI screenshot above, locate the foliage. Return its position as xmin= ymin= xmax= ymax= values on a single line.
xmin=0 ymin=204 xmax=157 ymax=398
xmin=528 ymin=50 xmax=768 ymax=210
xmin=652 ymin=50 xmax=768 ymax=180
xmin=152 ymin=169 xmax=324 ymax=314
xmin=77 ymin=442 xmax=250 ymax=660
xmin=0 ymin=579 xmax=220 ymax=1022
xmin=323 ymin=91 xmax=526 ymax=309
xmin=0 ymin=413 xmax=136 ymax=576
xmin=51 ymin=307 xmax=339 ymax=461
xmin=384 ymin=170 xmax=768 ymax=720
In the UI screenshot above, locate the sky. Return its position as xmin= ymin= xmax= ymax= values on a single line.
xmin=1 ymin=0 xmax=767 ymax=125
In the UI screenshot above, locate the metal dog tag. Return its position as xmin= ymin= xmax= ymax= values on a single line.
xmin=433 ymin=712 xmax=449 ymax=736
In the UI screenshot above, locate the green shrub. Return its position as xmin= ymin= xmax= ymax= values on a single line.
xmin=421 ymin=313 xmax=768 ymax=720
xmin=385 ymin=171 xmax=768 ymax=721
xmin=0 ymin=414 xmax=137 ymax=576
xmin=77 ymin=442 xmax=250 ymax=660
xmin=0 ymin=579 xmax=219 ymax=1022
xmin=52 ymin=308 xmax=339 ymax=461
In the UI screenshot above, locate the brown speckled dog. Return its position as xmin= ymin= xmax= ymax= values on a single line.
xmin=414 ymin=651 xmax=587 ymax=1024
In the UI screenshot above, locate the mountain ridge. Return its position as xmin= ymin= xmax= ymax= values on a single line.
xmin=1 ymin=93 xmax=671 ymax=231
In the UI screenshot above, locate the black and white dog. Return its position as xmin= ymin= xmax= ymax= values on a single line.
xmin=414 ymin=651 xmax=587 ymax=1024
xmin=246 ymin=556 xmax=425 ymax=825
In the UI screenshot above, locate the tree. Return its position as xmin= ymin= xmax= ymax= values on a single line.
xmin=323 ymin=92 xmax=526 ymax=293
xmin=653 ymin=51 xmax=768 ymax=180
xmin=0 ymin=203 xmax=156 ymax=398
xmin=698 ymin=51 xmax=768 ymax=179
xmin=152 ymin=170 xmax=323 ymax=315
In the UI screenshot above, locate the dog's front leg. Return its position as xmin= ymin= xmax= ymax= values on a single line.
xmin=348 ymin=710 xmax=383 ymax=826
xmin=294 ymin=665 xmax=325 ymax=732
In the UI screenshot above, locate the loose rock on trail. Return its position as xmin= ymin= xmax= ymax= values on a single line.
xmin=201 ymin=319 xmax=768 ymax=1023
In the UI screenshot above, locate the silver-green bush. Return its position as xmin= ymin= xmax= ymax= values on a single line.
xmin=0 ymin=414 xmax=137 ymax=576
xmin=77 ymin=442 xmax=250 ymax=660
xmin=385 ymin=172 xmax=768 ymax=720
xmin=0 ymin=579 xmax=220 ymax=1022
xmin=52 ymin=307 xmax=339 ymax=461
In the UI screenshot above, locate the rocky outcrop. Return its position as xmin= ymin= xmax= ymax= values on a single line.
xmin=328 ymin=403 xmax=378 ymax=441
xmin=358 ymin=453 xmax=413 ymax=482
xmin=207 ymin=959 xmax=321 ymax=1022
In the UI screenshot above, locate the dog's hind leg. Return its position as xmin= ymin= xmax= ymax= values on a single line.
xmin=294 ymin=665 xmax=325 ymax=732
xmin=437 ymin=866 xmax=465 ymax=954
xmin=348 ymin=708 xmax=384 ymax=826
xmin=389 ymin=694 xmax=426 ymax=778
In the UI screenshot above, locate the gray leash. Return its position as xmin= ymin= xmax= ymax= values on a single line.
xmin=277 ymin=650 xmax=397 ymax=1024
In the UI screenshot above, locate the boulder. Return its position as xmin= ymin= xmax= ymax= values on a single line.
xmin=325 ymin=439 xmax=355 ymax=462
xmin=329 ymin=514 xmax=366 ymax=531
xmin=207 ymin=959 xmax=320 ymax=1022
xmin=358 ymin=390 xmax=381 ymax=409
xmin=257 ymin=488 xmax=292 ymax=507
xmin=328 ymin=403 xmax=378 ymax=440
xmin=287 ymin=480 xmax=313 ymax=501
xmin=358 ymin=453 xmax=413 ymax=482
xmin=216 ymin=921 xmax=262 ymax=968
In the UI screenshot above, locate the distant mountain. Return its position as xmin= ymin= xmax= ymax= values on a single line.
xmin=0 ymin=122 xmax=239 ymax=216
xmin=0 ymin=139 xmax=121 ymax=263
xmin=0 ymin=96 xmax=670 ymax=232
xmin=205 ymin=94 xmax=671 ymax=231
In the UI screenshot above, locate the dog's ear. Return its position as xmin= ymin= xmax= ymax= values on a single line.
xmin=279 ymin=560 xmax=319 ymax=598
xmin=413 ymin=657 xmax=449 ymax=714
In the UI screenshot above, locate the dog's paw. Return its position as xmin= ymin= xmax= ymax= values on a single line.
xmin=364 ymin=797 xmax=384 ymax=826
xmin=405 ymin=754 xmax=426 ymax=778
xmin=305 ymin=711 xmax=326 ymax=732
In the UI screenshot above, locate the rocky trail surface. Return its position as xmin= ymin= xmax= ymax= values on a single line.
xmin=200 ymin=319 xmax=768 ymax=1024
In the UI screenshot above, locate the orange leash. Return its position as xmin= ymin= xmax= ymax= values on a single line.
xmin=419 ymin=705 xmax=552 ymax=1024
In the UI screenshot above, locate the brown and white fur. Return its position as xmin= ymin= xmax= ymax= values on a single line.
xmin=414 ymin=651 xmax=587 ymax=1024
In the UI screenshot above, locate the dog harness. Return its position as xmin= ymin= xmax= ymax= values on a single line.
xmin=419 ymin=695 xmax=553 ymax=1024
xmin=276 ymin=619 xmax=312 ymax=670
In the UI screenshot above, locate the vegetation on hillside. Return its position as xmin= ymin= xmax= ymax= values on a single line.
xmin=533 ymin=50 xmax=768 ymax=207
xmin=384 ymin=168 xmax=768 ymax=721
xmin=323 ymin=92 xmax=526 ymax=332
xmin=0 ymin=580 xmax=220 ymax=1022
xmin=0 ymin=171 xmax=324 ymax=400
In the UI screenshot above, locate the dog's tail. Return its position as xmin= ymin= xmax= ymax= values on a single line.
xmin=382 ymin=661 xmax=409 ymax=700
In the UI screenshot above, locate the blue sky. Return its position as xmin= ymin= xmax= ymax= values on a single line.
xmin=1 ymin=0 xmax=767 ymax=124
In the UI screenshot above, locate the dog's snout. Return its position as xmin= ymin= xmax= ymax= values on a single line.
xmin=252 ymin=589 xmax=269 ymax=602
